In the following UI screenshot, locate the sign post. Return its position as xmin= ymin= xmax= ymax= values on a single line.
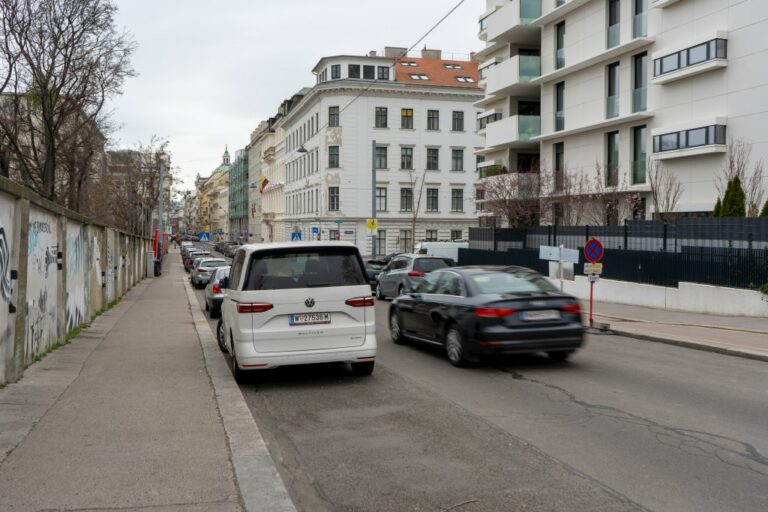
xmin=539 ymin=245 xmax=579 ymax=291
xmin=583 ymin=237 xmax=605 ymax=329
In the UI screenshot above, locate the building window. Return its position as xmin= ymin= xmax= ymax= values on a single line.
xmin=363 ymin=65 xmax=375 ymax=79
xmin=425 ymin=230 xmax=438 ymax=242
xmin=377 ymin=66 xmax=390 ymax=80
xmin=427 ymin=110 xmax=440 ymax=130
xmin=328 ymin=187 xmax=340 ymax=211
xmin=456 ymin=76 xmax=475 ymax=83
xmin=331 ymin=64 xmax=341 ymax=79
xmin=633 ymin=0 xmax=648 ymax=38
xmin=376 ymin=230 xmax=386 ymax=254
xmin=426 ymin=188 xmax=439 ymax=212
xmin=399 ymin=230 xmax=412 ymax=252
xmin=452 ymin=111 xmax=464 ymax=131
xmin=400 ymin=187 xmax=413 ymax=211
xmin=555 ymin=22 xmax=566 ymax=69
xmin=401 ymin=108 xmax=414 ymax=129
xmin=444 ymin=63 xmax=462 ymax=70
xmin=401 ymin=147 xmax=414 ymax=169
xmin=633 ymin=52 xmax=648 ymax=112
xmin=329 ymin=106 xmax=340 ymax=127
xmin=475 ymin=188 xmax=485 ymax=211
xmin=632 ymin=125 xmax=647 ymax=184
xmin=654 ymin=39 xmax=728 ymax=77
xmin=451 ymin=189 xmax=464 ymax=212
xmin=375 ymin=146 xmax=388 ymax=169
xmin=608 ymin=0 xmax=621 ymax=48
xmin=348 ymin=64 xmax=360 ymax=78
xmin=606 ymin=131 xmax=619 ymax=187
xmin=409 ymin=73 xmax=429 ymax=80
xmin=555 ymin=82 xmax=565 ymax=131
xmin=652 ymin=125 xmax=727 ymax=153
xmin=400 ymin=61 xmax=417 ymax=67
xmin=554 ymin=142 xmax=565 ymax=191
xmin=426 ymin=148 xmax=439 ymax=170
xmin=375 ymin=107 xmax=388 ymax=128
xmin=451 ymin=149 xmax=464 ymax=171
xmin=451 ymin=229 xmax=463 ymax=241
xmin=328 ymin=145 xmax=340 ymax=168
xmin=478 ymin=112 xmax=502 ymax=130
xmin=607 ymin=62 xmax=620 ymax=119
xmin=376 ymin=187 xmax=387 ymax=211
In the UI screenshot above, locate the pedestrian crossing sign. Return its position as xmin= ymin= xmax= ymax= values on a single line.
xmin=198 ymin=232 xmax=210 ymax=242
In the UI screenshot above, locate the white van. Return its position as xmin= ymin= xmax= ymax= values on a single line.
xmin=218 ymin=242 xmax=377 ymax=382
xmin=413 ymin=242 xmax=468 ymax=263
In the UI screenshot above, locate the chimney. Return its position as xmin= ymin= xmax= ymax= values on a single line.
xmin=384 ymin=46 xmax=408 ymax=58
xmin=368 ymin=50 xmax=377 ymax=57
xmin=421 ymin=48 xmax=442 ymax=60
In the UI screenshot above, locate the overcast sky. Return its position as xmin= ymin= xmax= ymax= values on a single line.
xmin=108 ymin=0 xmax=486 ymax=190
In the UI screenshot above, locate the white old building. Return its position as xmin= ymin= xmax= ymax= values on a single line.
xmin=278 ymin=47 xmax=484 ymax=255
xmin=477 ymin=0 xmax=768 ymax=221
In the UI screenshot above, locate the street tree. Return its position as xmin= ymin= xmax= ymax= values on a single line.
xmin=717 ymin=138 xmax=765 ymax=217
xmin=481 ymin=165 xmax=541 ymax=228
xmin=713 ymin=197 xmax=722 ymax=217
xmin=761 ymin=199 xmax=768 ymax=217
xmin=647 ymin=158 xmax=683 ymax=221
xmin=721 ymin=176 xmax=746 ymax=217
xmin=581 ymin=163 xmax=636 ymax=225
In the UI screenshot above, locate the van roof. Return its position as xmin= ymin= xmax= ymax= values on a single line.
xmin=238 ymin=241 xmax=359 ymax=254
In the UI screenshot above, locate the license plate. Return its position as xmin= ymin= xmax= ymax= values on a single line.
xmin=289 ymin=313 xmax=331 ymax=326
xmin=521 ymin=310 xmax=560 ymax=321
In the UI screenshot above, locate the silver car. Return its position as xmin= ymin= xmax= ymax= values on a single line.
xmin=204 ymin=266 xmax=230 ymax=318
xmin=191 ymin=258 xmax=228 ymax=289
xmin=375 ymin=254 xmax=451 ymax=299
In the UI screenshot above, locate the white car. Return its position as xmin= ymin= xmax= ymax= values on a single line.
xmin=191 ymin=258 xmax=228 ymax=289
xmin=218 ymin=242 xmax=377 ymax=382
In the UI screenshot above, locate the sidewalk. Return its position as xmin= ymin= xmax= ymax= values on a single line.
xmin=0 ymin=250 xmax=291 ymax=511
xmin=588 ymin=301 xmax=768 ymax=362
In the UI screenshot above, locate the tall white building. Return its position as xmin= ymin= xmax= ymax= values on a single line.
xmin=279 ymin=47 xmax=484 ymax=255
xmin=477 ymin=0 xmax=768 ymax=222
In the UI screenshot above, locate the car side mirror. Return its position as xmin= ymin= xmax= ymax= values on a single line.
xmin=220 ymin=277 xmax=229 ymax=289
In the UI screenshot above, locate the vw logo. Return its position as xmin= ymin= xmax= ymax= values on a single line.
xmin=305 ymin=298 xmax=315 ymax=308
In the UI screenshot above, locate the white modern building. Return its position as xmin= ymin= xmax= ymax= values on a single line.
xmin=477 ymin=0 xmax=768 ymax=222
xmin=279 ymin=47 xmax=484 ymax=256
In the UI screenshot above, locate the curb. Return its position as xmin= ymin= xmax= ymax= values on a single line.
xmin=182 ymin=277 xmax=297 ymax=512
xmin=609 ymin=328 xmax=768 ymax=363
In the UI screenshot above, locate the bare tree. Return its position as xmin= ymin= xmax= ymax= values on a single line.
xmin=481 ymin=168 xmax=541 ymax=228
xmin=717 ymin=137 xmax=765 ymax=217
xmin=647 ymin=158 xmax=682 ymax=221
xmin=581 ymin=163 xmax=636 ymax=226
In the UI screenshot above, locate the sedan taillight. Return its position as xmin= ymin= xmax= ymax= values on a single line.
xmin=560 ymin=303 xmax=581 ymax=313
xmin=196 ymin=268 xmax=206 ymax=273
xmin=345 ymin=296 xmax=375 ymax=307
xmin=474 ymin=306 xmax=517 ymax=318
xmin=407 ymin=271 xmax=425 ymax=277
xmin=212 ymin=283 xmax=222 ymax=294
xmin=237 ymin=302 xmax=273 ymax=314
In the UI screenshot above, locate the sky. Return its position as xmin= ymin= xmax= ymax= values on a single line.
xmin=108 ymin=0 xmax=486 ymax=190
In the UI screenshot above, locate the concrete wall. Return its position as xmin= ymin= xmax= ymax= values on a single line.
xmin=0 ymin=176 xmax=151 ymax=384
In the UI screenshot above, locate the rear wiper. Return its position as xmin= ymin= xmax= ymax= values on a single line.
xmin=305 ymin=282 xmax=333 ymax=288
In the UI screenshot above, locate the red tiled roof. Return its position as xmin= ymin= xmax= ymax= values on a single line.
xmin=394 ymin=57 xmax=480 ymax=88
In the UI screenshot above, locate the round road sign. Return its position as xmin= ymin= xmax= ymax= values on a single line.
xmin=584 ymin=238 xmax=604 ymax=263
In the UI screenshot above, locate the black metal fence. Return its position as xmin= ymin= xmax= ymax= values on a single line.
xmin=465 ymin=219 xmax=768 ymax=290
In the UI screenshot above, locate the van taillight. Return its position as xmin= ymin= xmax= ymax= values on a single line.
xmin=212 ymin=283 xmax=221 ymax=294
xmin=345 ymin=296 xmax=375 ymax=307
xmin=237 ymin=303 xmax=273 ymax=314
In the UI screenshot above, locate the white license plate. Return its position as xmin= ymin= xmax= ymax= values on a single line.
xmin=289 ymin=313 xmax=331 ymax=326
xmin=521 ymin=310 xmax=560 ymax=321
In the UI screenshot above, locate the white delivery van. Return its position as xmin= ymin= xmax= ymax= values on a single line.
xmin=413 ymin=242 xmax=468 ymax=263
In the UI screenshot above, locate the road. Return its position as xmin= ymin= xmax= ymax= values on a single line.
xmin=190 ymin=246 xmax=768 ymax=512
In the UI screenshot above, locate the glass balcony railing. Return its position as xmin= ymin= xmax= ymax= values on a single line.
xmin=479 ymin=165 xmax=508 ymax=179
xmin=519 ymin=115 xmax=541 ymax=140
xmin=555 ymin=48 xmax=565 ymax=69
xmin=607 ymin=24 xmax=620 ymax=49
xmin=520 ymin=0 xmax=542 ymax=24
xmin=633 ymin=12 xmax=647 ymax=38
xmin=519 ymin=55 xmax=541 ymax=82
xmin=632 ymin=87 xmax=647 ymax=112
xmin=479 ymin=16 xmax=489 ymax=32
xmin=607 ymin=95 xmax=619 ymax=118
xmin=632 ymin=159 xmax=647 ymax=184
xmin=555 ymin=111 xmax=565 ymax=132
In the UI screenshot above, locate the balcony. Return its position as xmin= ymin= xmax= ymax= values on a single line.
xmin=606 ymin=95 xmax=619 ymax=119
xmin=555 ymin=111 xmax=565 ymax=131
xmin=632 ymin=87 xmax=647 ymax=112
xmin=479 ymin=165 xmax=508 ymax=179
xmin=483 ymin=115 xmax=541 ymax=151
xmin=485 ymin=55 xmax=541 ymax=98
xmin=633 ymin=12 xmax=647 ymax=38
xmin=485 ymin=0 xmax=541 ymax=45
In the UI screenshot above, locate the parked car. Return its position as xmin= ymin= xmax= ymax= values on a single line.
xmin=414 ymin=241 xmax=468 ymax=262
xmin=191 ymin=258 xmax=228 ymax=289
xmin=375 ymin=254 xmax=450 ymax=299
xmin=217 ymin=242 xmax=376 ymax=383
xmin=204 ymin=266 xmax=231 ymax=318
xmin=225 ymin=244 xmax=241 ymax=258
xmin=388 ymin=266 xmax=585 ymax=367
xmin=364 ymin=259 xmax=387 ymax=286
xmin=184 ymin=250 xmax=210 ymax=272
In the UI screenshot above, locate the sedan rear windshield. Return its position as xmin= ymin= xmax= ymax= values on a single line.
xmin=414 ymin=258 xmax=449 ymax=273
xmin=470 ymin=271 xmax=558 ymax=294
xmin=243 ymin=247 xmax=367 ymax=290
xmin=202 ymin=260 xmax=227 ymax=268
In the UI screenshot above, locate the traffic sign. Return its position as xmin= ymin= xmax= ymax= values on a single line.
xmin=539 ymin=245 xmax=579 ymax=264
xmin=584 ymin=263 xmax=603 ymax=274
xmin=311 ymin=227 xmax=319 ymax=236
xmin=366 ymin=218 xmax=378 ymax=231
xmin=584 ymin=238 xmax=604 ymax=263
xmin=198 ymin=232 xmax=210 ymax=242
xmin=588 ymin=274 xmax=600 ymax=283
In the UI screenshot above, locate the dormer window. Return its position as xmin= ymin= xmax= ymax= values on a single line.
xmin=456 ymin=76 xmax=475 ymax=83
xmin=410 ymin=73 xmax=429 ymax=80
xmin=444 ymin=63 xmax=462 ymax=70
xmin=363 ymin=65 xmax=375 ymax=79
xmin=331 ymin=64 xmax=341 ymax=79
xmin=400 ymin=61 xmax=417 ymax=67
xmin=349 ymin=64 xmax=360 ymax=78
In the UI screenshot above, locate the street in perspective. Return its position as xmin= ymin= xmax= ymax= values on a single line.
xmin=1 ymin=1 xmax=768 ymax=511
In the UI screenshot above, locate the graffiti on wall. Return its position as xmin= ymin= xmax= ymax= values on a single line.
xmin=106 ymin=231 xmax=115 ymax=303
xmin=25 ymin=208 xmax=58 ymax=364
xmin=0 ymin=192 xmax=17 ymax=383
xmin=91 ymin=233 xmax=103 ymax=311
xmin=66 ymin=221 xmax=88 ymax=332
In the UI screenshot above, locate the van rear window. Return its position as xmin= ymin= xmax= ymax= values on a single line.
xmin=242 ymin=247 xmax=367 ymax=290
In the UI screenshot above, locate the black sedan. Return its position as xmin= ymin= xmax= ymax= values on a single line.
xmin=388 ymin=266 xmax=584 ymax=367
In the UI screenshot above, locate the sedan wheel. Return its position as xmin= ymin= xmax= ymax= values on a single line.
xmin=547 ymin=350 xmax=573 ymax=362
xmin=376 ymin=282 xmax=385 ymax=300
xmin=445 ymin=326 xmax=469 ymax=367
xmin=398 ymin=285 xmax=405 ymax=297
xmin=390 ymin=311 xmax=407 ymax=345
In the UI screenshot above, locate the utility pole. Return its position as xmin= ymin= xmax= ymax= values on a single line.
xmin=371 ymin=140 xmax=377 ymax=259
xmin=156 ymin=155 xmax=165 ymax=262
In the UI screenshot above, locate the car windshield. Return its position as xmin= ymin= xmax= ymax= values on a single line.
xmin=202 ymin=260 xmax=227 ymax=268
xmin=243 ymin=247 xmax=367 ymax=290
xmin=470 ymin=271 xmax=558 ymax=294
xmin=414 ymin=258 xmax=449 ymax=273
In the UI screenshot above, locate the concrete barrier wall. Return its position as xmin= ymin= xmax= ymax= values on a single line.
xmin=0 ymin=176 xmax=151 ymax=384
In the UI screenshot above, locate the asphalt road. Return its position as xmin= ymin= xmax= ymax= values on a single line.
xmin=190 ymin=247 xmax=768 ymax=512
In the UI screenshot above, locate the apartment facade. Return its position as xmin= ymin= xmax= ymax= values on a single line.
xmin=279 ymin=47 xmax=483 ymax=255
xmin=228 ymin=148 xmax=249 ymax=241
xmin=477 ymin=0 xmax=768 ymax=222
